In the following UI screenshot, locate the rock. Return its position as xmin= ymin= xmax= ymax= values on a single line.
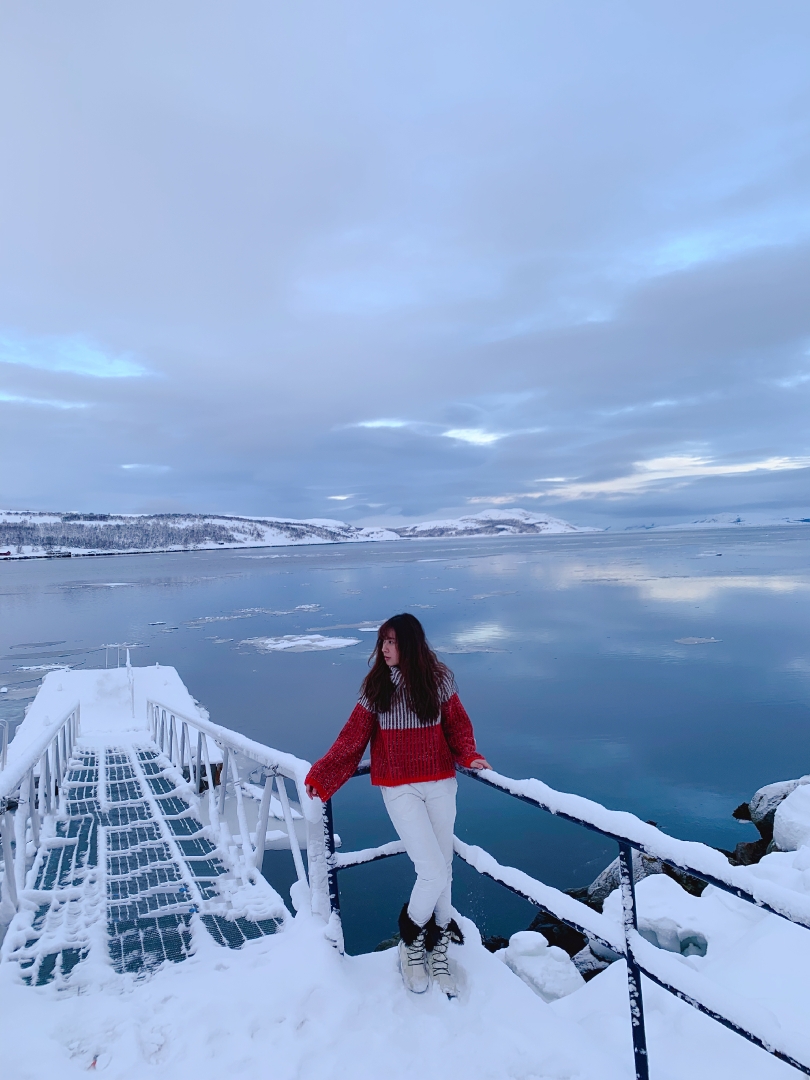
xmin=373 ymin=933 xmax=400 ymax=952
xmin=586 ymin=850 xmax=665 ymax=909
xmin=727 ymin=838 xmax=769 ymax=865
xmin=773 ymin=784 xmax=810 ymax=851
xmin=481 ymin=934 xmax=510 ymax=954
xmin=498 ymin=931 xmax=586 ymax=1002
xmin=587 ymin=937 xmax=623 ymax=963
xmin=748 ymin=776 xmax=810 ymax=842
xmin=571 ymin=945 xmax=612 ymax=981
xmin=525 ymin=910 xmax=587 ymax=957
xmin=661 ymin=864 xmax=707 ymax=896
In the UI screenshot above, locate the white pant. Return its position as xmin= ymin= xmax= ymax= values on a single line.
xmin=381 ymin=777 xmax=457 ymax=929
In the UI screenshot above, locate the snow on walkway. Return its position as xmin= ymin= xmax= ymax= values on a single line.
xmin=0 ymin=911 xmax=624 ymax=1080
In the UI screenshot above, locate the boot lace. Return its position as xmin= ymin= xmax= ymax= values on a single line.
xmin=430 ymin=930 xmax=451 ymax=977
xmin=406 ymin=930 xmax=427 ymax=968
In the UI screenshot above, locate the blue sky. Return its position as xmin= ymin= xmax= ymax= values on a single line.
xmin=1 ymin=1 xmax=809 ymax=527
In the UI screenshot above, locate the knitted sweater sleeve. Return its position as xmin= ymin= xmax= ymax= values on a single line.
xmin=305 ymin=703 xmax=376 ymax=802
xmin=440 ymin=693 xmax=480 ymax=769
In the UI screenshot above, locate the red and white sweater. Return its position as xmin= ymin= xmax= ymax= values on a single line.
xmin=305 ymin=667 xmax=480 ymax=801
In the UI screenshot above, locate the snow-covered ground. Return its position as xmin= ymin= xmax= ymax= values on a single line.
xmin=3 ymin=666 xmax=810 ymax=1079
xmin=556 ymin=864 xmax=810 ymax=1080
xmin=3 ymin=860 xmax=810 ymax=1080
xmin=0 ymin=907 xmax=634 ymax=1080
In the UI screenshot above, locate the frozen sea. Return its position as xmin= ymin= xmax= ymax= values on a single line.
xmin=2 ymin=527 xmax=809 ymax=953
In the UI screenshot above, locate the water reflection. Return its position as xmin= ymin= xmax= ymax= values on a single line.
xmin=1 ymin=526 xmax=809 ymax=950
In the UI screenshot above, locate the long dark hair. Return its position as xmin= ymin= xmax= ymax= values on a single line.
xmin=361 ymin=613 xmax=450 ymax=723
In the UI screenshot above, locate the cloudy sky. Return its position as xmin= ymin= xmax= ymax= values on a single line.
xmin=1 ymin=1 xmax=809 ymax=527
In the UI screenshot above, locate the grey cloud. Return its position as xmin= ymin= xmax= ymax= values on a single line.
xmin=1 ymin=1 xmax=809 ymax=526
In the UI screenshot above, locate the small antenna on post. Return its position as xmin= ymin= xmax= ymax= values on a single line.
xmin=126 ymin=649 xmax=135 ymax=718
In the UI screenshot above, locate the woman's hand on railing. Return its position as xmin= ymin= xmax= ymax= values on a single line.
xmin=305 ymin=783 xmax=318 ymax=799
xmin=468 ymin=757 xmax=492 ymax=770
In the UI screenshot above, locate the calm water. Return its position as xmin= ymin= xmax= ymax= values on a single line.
xmin=2 ymin=528 xmax=809 ymax=952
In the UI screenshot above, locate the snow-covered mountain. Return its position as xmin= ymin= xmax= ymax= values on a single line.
xmin=625 ymin=512 xmax=810 ymax=532
xmin=394 ymin=508 xmax=591 ymax=538
xmin=0 ymin=507 xmax=591 ymax=557
xmin=0 ymin=511 xmax=399 ymax=557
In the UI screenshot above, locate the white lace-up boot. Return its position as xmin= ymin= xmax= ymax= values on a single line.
xmin=398 ymin=905 xmax=430 ymax=994
xmin=428 ymin=927 xmax=458 ymax=998
xmin=426 ymin=915 xmax=464 ymax=999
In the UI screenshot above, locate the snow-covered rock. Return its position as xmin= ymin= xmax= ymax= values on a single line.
xmin=498 ymin=930 xmax=586 ymax=1001
xmin=586 ymin=849 xmax=664 ymax=908
xmin=773 ymin=785 xmax=810 ymax=851
xmin=750 ymin=776 xmax=810 ymax=829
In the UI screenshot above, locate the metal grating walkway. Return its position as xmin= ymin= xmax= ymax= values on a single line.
xmin=6 ymin=741 xmax=285 ymax=985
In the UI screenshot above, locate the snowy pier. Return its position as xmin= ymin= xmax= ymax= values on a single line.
xmin=3 ymin=664 xmax=810 ymax=1080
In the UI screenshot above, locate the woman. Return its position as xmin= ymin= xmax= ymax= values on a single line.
xmin=305 ymin=612 xmax=490 ymax=997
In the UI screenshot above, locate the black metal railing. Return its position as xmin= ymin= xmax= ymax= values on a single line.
xmin=319 ymin=761 xmax=810 ymax=1080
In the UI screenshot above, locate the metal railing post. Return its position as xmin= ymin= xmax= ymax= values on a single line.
xmin=195 ymin=732 xmax=203 ymax=794
xmin=28 ymin=767 xmax=40 ymax=847
xmin=218 ymin=746 xmax=229 ymax=815
xmin=276 ymin=775 xmax=308 ymax=886
xmin=618 ymin=842 xmax=650 ymax=1080
xmin=228 ymin=751 xmax=255 ymax=874
xmin=199 ymin=734 xmax=219 ymax=832
xmin=323 ymin=798 xmax=342 ymax=923
xmin=52 ymin=738 xmax=61 ymax=808
xmin=1 ymin=809 xmax=18 ymax=910
xmin=13 ymin=785 xmax=27 ymax=894
xmin=253 ymin=774 xmax=274 ymax=869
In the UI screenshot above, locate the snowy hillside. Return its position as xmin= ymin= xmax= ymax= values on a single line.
xmin=0 ymin=511 xmax=399 ymax=557
xmin=0 ymin=507 xmax=590 ymax=557
xmin=395 ymin=509 xmax=591 ymax=538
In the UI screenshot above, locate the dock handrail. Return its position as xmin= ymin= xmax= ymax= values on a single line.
xmin=145 ymin=700 xmax=330 ymax=921
xmin=323 ymin=761 xmax=810 ymax=1079
xmin=0 ymin=702 xmax=80 ymax=912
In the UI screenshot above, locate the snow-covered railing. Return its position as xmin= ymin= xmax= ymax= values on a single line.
xmin=322 ymin=761 xmax=810 ymax=1080
xmin=146 ymin=701 xmax=330 ymax=922
xmin=1 ymin=721 xmax=10 ymax=773
xmin=0 ymin=703 xmax=80 ymax=913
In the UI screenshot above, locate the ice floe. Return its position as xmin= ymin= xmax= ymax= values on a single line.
xmin=240 ymin=635 xmax=361 ymax=652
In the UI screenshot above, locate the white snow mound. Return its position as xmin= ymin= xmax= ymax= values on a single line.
xmin=774 ymin=785 xmax=810 ymax=851
xmin=499 ymin=930 xmax=586 ymax=1001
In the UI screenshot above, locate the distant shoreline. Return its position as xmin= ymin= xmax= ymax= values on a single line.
xmin=2 ymin=517 xmax=808 ymax=561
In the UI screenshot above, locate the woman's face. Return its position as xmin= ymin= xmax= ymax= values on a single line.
xmin=381 ymin=629 xmax=400 ymax=668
